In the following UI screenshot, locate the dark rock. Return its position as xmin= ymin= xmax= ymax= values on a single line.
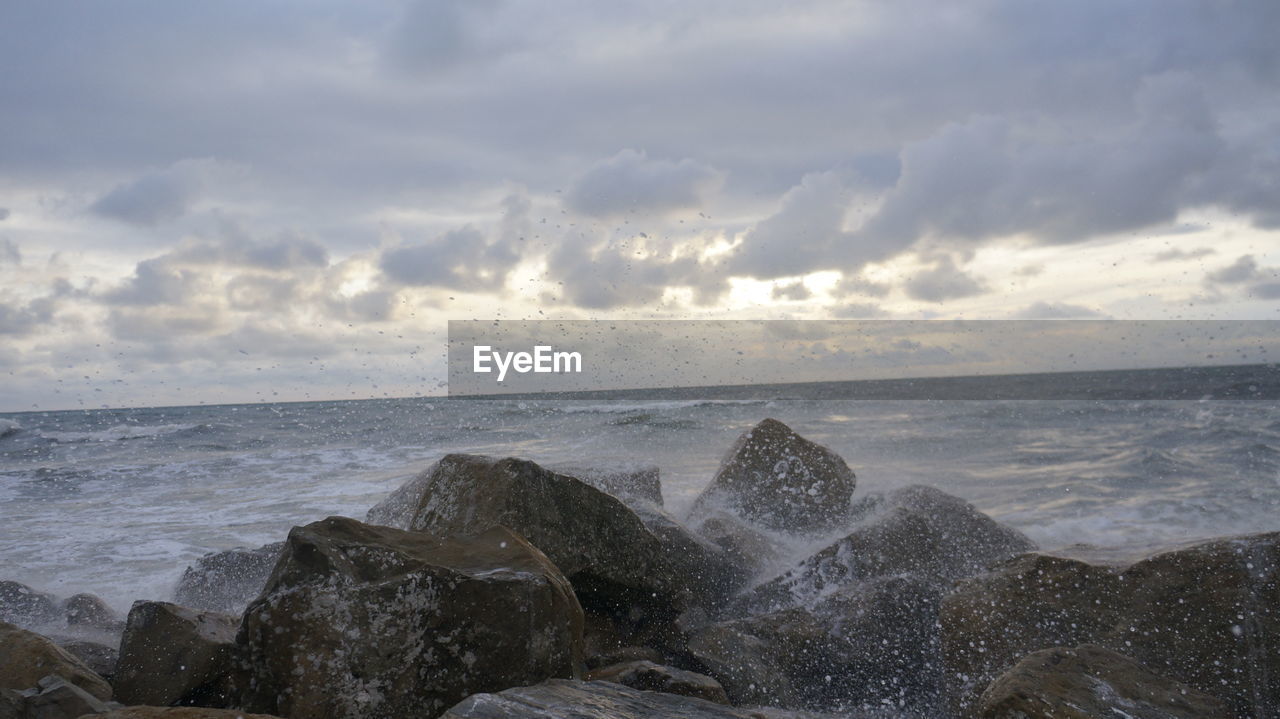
xmin=440 ymin=679 xmax=774 ymax=718
xmin=735 ymin=485 xmax=1035 ymax=615
xmin=584 ymin=645 xmax=664 ymax=671
xmin=53 ymin=640 xmax=117 ymax=680
xmin=632 ymin=504 xmax=749 ymax=607
xmin=587 ymin=660 xmax=730 ymax=704
xmin=0 ymin=688 xmax=22 ymax=719
xmin=112 ymin=601 xmax=238 ymax=708
xmin=0 ymin=621 xmax=112 ymax=701
xmin=391 ymin=454 xmax=703 ymax=647
xmin=691 ymin=511 xmax=784 ymax=581
xmin=686 ymin=612 xmax=809 ymax=707
xmin=172 ymin=543 xmax=284 ymax=615
xmin=0 ymin=582 xmax=60 ymax=628
xmin=941 ymin=532 xmax=1280 ymax=718
xmin=237 ymin=517 xmax=583 ymax=719
xmin=61 ymin=593 xmax=117 ymax=629
xmin=93 ymin=708 xmax=283 ymax=718
xmin=16 ymin=674 xmax=122 ymax=718
xmin=978 ymin=644 xmax=1233 ymax=719
xmin=688 ymin=418 xmax=857 ymax=533
xmin=548 ymin=462 xmax=665 ymax=508
xmin=691 ymin=575 xmax=945 ymax=713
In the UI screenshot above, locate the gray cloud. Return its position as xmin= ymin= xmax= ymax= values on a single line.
xmin=90 ymin=162 xmax=208 ymax=226
xmin=904 ymin=256 xmax=987 ymax=303
xmin=0 ymin=238 xmax=19 ymax=264
xmin=103 ymin=259 xmax=199 ymax=306
xmin=771 ymin=281 xmax=811 ymax=301
xmin=1013 ymin=301 xmax=1105 ymax=319
xmin=1205 ymin=255 xmax=1259 ymax=285
xmin=564 ymin=150 xmax=724 ymax=219
xmin=1153 ymin=246 xmax=1214 ymax=262
xmin=0 ymin=208 xmax=9 ymax=221
xmin=380 ymin=227 xmax=521 ymax=291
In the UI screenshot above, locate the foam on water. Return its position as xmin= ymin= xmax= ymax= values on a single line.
xmin=1 ymin=393 xmax=1279 ymax=613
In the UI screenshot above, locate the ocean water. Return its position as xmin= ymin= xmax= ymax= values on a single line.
xmin=2 ymin=391 xmax=1280 ymax=613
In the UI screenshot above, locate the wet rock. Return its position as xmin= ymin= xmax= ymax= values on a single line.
xmin=688 ymin=418 xmax=857 ymax=533
xmin=686 ymin=612 xmax=810 ymax=708
xmin=395 ymin=454 xmax=703 ymax=646
xmin=92 ymin=708 xmax=283 ymax=718
xmin=237 ymin=517 xmax=583 ymax=719
xmin=941 ymin=532 xmax=1280 ymax=718
xmin=736 ymin=485 xmax=1035 ymax=615
xmin=583 ymin=645 xmax=664 ymax=671
xmin=14 ymin=674 xmax=122 ymax=718
xmin=61 ymin=593 xmax=116 ymax=629
xmin=632 ymin=504 xmax=749 ymax=607
xmin=440 ymin=679 xmax=773 ymax=718
xmin=53 ymin=640 xmax=117 ymax=680
xmin=691 ymin=575 xmax=945 ymax=713
xmin=0 ymin=582 xmax=60 ymax=628
xmin=691 ymin=511 xmax=784 ymax=582
xmin=977 ymin=644 xmax=1232 ymax=719
xmin=112 ymin=601 xmax=238 ymax=708
xmin=172 ymin=542 xmax=284 ymax=615
xmin=0 ymin=621 xmax=112 ymax=701
xmin=549 ymin=462 xmax=665 ymax=508
xmin=587 ymin=660 xmax=730 ymax=704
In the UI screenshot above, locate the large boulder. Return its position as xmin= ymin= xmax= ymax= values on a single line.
xmin=371 ymin=454 xmax=738 ymax=645
xmin=236 ymin=517 xmax=583 ymax=719
xmin=735 ymin=485 xmax=1035 ymax=615
xmin=688 ymin=419 xmax=857 ymax=533
xmin=172 ymin=543 xmax=284 ymax=615
xmin=977 ymin=644 xmax=1232 ymax=719
xmin=112 ymin=601 xmax=239 ymax=707
xmin=440 ymin=679 xmax=780 ymax=718
xmin=689 ymin=575 xmax=945 ymax=713
xmin=61 ymin=593 xmax=117 ymax=630
xmin=0 ymin=581 xmax=60 ymax=628
xmin=941 ymin=532 xmax=1280 ymax=718
xmin=548 ymin=462 xmax=665 ymax=508
xmin=0 ymin=621 xmax=112 ymax=701
xmin=586 ymin=660 xmax=729 ymax=704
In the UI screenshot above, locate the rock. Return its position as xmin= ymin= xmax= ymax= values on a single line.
xmin=583 ymin=646 xmax=664 ymax=671
xmin=112 ymin=601 xmax=238 ymax=708
xmin=392 ymin=454 xmax=701 ymax=645
xmin=0 ymin=621 xmax=112 ymax=701
xmin=587 ymin=660 xmax=730 ymax=704
xmin=53 ymin=641 xmax=117 ymax=680
xmin=977 ymin=644 xmax=1233 ymax=719
xmin=941 ymin=532 xmax=1280 ymax=718
xmin=594 ymin=661 xmax=727 ymax=705
xmin=172 ymin=543 xmax=284 ymax=615
xmin=16 ymin=674 xmax=122 ymax=718
xmin=735 ymin=485 xmax=1035 ymax=615
xmin=0 ymin=582 xmax=60 ymax=628
xmin=0 ymin=688 xmax=22 ymax=719
xmin=440 ymin=679 xmax=771 ymax=718
xmin=688 ymin=418 xmax=857 ymax=533
xmin=91 ymin=708 xmax=283 ymax=718
xmin=691 ymin=511 xmax=784 ymax=582
xmin=237 ymin=517 xmax=583 ymax=719
xmin=631 ymin=504 xmax=749 ymax=607
xmin=61 ymin=594 xmax=116 ymax=629
xmin=686 ymin=612 xmax=809 ymax=708
xmin=691 ymin=575 xmax=945 ymax=713
xmin=548 ymin=462 xmax=665 ymax=508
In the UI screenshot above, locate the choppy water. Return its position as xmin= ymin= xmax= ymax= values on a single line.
xmin=2 ymin=391 xmax=1279 ymax=612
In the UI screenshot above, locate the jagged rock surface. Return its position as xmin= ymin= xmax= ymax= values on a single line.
xmin=172 ymin=543 xmax=284 ymax=615
xmin=112 ymin=601 xmax=239 ymax=707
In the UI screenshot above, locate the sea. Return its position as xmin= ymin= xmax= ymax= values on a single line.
xmin=2 ymin=366 xmax=1279 ymax=614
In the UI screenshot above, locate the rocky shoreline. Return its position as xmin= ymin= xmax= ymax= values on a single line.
xmin=1 ymin=418 xmax=1273 ymax=718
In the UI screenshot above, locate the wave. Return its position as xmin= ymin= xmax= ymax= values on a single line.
xmin=552 ymin=399 xmax=769 ymax=415
xmin=0 ymin=418 xmax=21 ymax=439
xmin=41 ymin=423 xmax=212 ymax=444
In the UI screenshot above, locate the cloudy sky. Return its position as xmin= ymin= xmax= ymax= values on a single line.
xmin=2 ymin=0 xmax=1278 ymax=410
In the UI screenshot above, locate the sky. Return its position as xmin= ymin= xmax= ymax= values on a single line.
xmin=1 ymin=0 xmax=1279 ymax=411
